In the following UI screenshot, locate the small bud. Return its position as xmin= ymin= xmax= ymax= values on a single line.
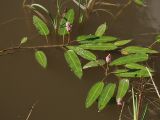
xmin=66 ymin=21 xmax=72 ymax=32
xmin=116 ymin=98 xmax=123 ymax=106
xmin=106 ymin=54 xmax=111 ymax=63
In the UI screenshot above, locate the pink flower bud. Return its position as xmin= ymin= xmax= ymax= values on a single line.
xmin=106 ymin=54 xmax=111 ymax=63
xmin=116 ymin=98 xmax=123 ymax=106
xmin=66 ymin=21 xmax=72 ymax=32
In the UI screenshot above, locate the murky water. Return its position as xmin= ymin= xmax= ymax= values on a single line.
xmin=0 ymin=0 xmax=160 ymax=120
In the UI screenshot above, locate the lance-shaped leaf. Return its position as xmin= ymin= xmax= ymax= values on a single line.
xmin=125 ymin=63 xmax=154 ymax=72
xmin=113 ymin=69 xmax=129 ymax=74
xmin=114 ymin=40 xmax=132 ymax=47
xmin=64 ymin=50 xmax=83 ymax=79
xmin=116 ymin=79 xmax=129 ymax=103
xmin=110 ymin=53 xmax=148 ymax=66
xmin=98 ymin=83 xmax=116 ymax=111
xmin=115 ymin=69 xmax=152 ymax=78
xmin=35 ymin=50 xmax=47 ymax=68
xmin=95 ymin=23 xmax=107 ymax=36
xmin=77 ymin=35 xmax=98 ymax=41
xmin=79 ymin=43 xmax=117 ymax=51
xmin=83 ymin=60 xmax=105 ymax=69
xmin=58 ymin=9 xmax=75 ymax=35
xmin=33 ymin=15 xmax=49 ymax=36
xmin=121 ymin=46 xmax=158 ymax=55
xmin=20 ymin=37 xmax=28 ymax=45
xmin=85 ymin=82 xmax=104 ymax=108
xmin=67 ymin=46 xmax=96 ymax=61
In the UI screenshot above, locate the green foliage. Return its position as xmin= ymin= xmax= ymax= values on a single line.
xmin=134 ymin=0 xmax=145 ymax=6
xmin=35 ymin=50 xmax=47 ymax=68
xmin=110 ymin=53 xmax=148 ymax=66
xmin=20 ymin=37 xmax=28 ymax=45
xmin=95 ymin=23 xmax=107 ymax=36
xmin=67 ymin=46 xmax=96 ymax=61
xmin=98 ymin=83 xmax=116 ymax=111
xmin=58 ymin=9 xmax=75 ymax=35
xmin=33 ymin=15 xmax=50 ymax=36
xmin=85 ymin=81 xmax=104 ymax=108
xmin=121 ymin=46 xmax=158 ymax=55
xmin=79 ymin=43 xmax=117 ymax=51
xmin=83 ymin=60 xmax=106 ymax=69
xmin=116 ymin=79 xmax=129 ymax=102
xmin=64 ymin=50 xmax=83 ymax=79
xmin=114 ymin=40 xmax=132 ymax=46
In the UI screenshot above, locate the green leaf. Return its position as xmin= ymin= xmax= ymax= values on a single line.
xmin=156 ymin=35 xmax=160 ymax=43
xmin=20 ymin=37 xmax=28 ymax=44
xmin=58 ymin=9 xmax=75 ymax=35
xmin=113 ymin=69 xmax=129 ymax=74
xmin=116 ymin=79 xmax=129 ymax=102
xmin=125 ymin=63 xmax=154 ymax=72
xmin=33 ymin=15 xmax=49 ymax=36
xmin=79 ymin=36 xmax=118 ymax=44
xmin=35 ymin=50 xmax=47 ymax=68
xmin=31 ymin=4 xmax=49 ymax=14
xmin=64 ymin=50 xmax=83 ymax=79
xmin=115 ymin=69 xmax=152 ymax=78
xmin=121 ymin=46 xmax=158 ymax=55
xmin=114 ymin=40 xmax=132 ymax=46
xmin=67 ymin=46 xmax=96 ymax=61
xmin=98 ymin=83 xmax=116 ymax=111
xmin=95 ymin=23 xmax=107 ymax=36
xmin=79 ymin=43 xmax=117 ymax=51
xmin=76 ymin=35 xmax=98 ymax=41
xmin=83 ymin=60 xmax=106 ymax=69
xmin=85 ymin=82 xmax=104 ymax=108
xmin=110 ymin=53 xmax=148 ymax=66
xmin=134 ymin=0 xmax=145 ymax=6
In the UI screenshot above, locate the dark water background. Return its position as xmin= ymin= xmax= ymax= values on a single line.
xmin=0 ymin=0 xmax=160 ymax=120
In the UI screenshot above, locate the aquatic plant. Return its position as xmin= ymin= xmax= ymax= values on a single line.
xmin=1 ymin=0 xmax=160 ymax=119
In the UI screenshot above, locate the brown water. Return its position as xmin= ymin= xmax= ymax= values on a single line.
xmin=0 ymin=0 xmax=160 ymax=120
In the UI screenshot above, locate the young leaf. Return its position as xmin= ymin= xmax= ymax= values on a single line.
xmin=134 ymin=0 xmax=145 ymax=6
xmin=85 ymin=82 xmax=104 ymax=108
xmin=83 ymin=60 xmax=106 ymax=69
xmin=98 ymin=83 xmax=116 ymax=111
xmin=64 ymin=50 xmax=83 ymax=79
xmin=33 ymin=15 xmax=49 ymax=36
xmin=116 ymin=79 xmax=129 ymax=103
xmin=20 ymin=37 xmax=28 ymax=44
xmin=35 ymin=50 xmax=47 ymax=68
xmin=95 ymin=23 xmax=107 ymax=36
xmin=58 ymin=9 xmax=75 ymax=35
xmin=115 ymin=69 xmax=152 ymax=78
xmin=114 ymin=40 xmax=131 ymax=47
xmin=121 ymin=46 xmax=158 ymax=55
xmin=79 ymin=43 xmax=117 ymax=51
xmin=110 ymin=53 xmax=148 ymax=66
xmin=67 ymin=46 xmax=96 ymax=61
xmin=31 ymin=4 xmax=49 ymax=14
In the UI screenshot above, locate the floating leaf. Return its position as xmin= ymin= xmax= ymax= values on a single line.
xmin=79 ymin=43 xmax=117 ymax=51
xmin=115 ymin=69 xmax=152 ymax=78
xmin=95 ymin=23 xmax=107 ymax=36
xmin=64 ymin=50 xmax=83 ymax=79
xmin=35 ymin=50 xmax=47 ymax=68
xmin=98 ymin=83 xmax=116 ymax=111
xmin=114 ymin=40 xmax=131 ymax=46
xmin=113 ymin=69 xmax=129 ymax=74
xmin=20 ymin=37 xmax=28 ymax=44
xmin=116 ymin=79 xmax=129 ymax=103
xmin=58 ymin=9 xmax=75 ymax=35
xmin=67 ymin=46 xmax=96 ymax=61
xmin=121 ymin=46 xmax=158 ymax=55
xmin=85 ymin=82 xmax=104 ymax=108
xmin=134 ymin=0 xmax=145 ymax=6
xmin=80 ymin=36 xmax=118 ymax=44
xmin=33 ymin=15 xmax=49 ymax=36
xmin=110 ymin=53 xmax=148 ymax=66
xmin=125 ymin=63 xmax=154 ymax=72
xmin=31 ymin=4 xmax=49 ymax=14
xmin=83 ymin=60 xmax=106 ymax=69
